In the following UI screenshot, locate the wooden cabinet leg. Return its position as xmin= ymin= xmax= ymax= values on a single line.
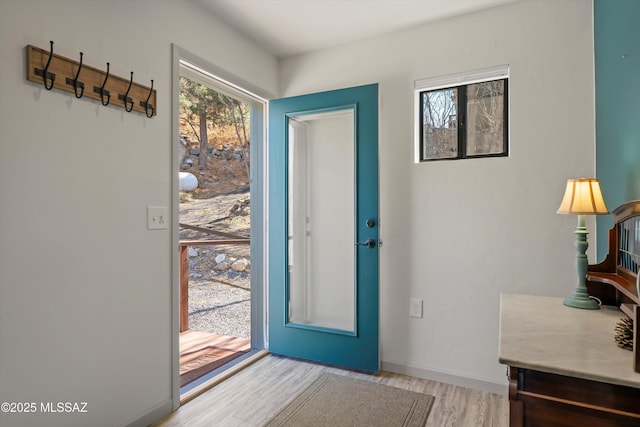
xmin=508 ymin=367 xmax=523 ymax=427
xmin=634 ymin=305 xmax=639 ymax=373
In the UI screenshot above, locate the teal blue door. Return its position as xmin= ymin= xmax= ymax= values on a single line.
xmin=268 ymin=84 xmax=379 ymax=372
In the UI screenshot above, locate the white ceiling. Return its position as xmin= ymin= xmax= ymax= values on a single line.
xmin=195 ymin=0 xmax=518 ymax=58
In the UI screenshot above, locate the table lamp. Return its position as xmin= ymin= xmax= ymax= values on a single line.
xmin=557 ymin=178 xmax=609 ymax=309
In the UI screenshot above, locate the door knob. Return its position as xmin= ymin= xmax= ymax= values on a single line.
xmin=356 ymin=238 xmax=376 ymax=248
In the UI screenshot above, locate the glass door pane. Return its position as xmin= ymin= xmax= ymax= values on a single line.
xmin=287 ymin=108 xmax=355 ymax=333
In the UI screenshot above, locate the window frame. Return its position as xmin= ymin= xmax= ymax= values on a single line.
xmin=414 ymin=65 xmax=509 ymax=163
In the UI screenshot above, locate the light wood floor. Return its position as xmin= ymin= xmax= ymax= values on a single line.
xmin=153 ymin=354 xmax=508 ymax=426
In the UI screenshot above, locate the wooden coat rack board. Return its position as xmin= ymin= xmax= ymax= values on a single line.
xmin=26 ymin=41 xmax=157 ymax=117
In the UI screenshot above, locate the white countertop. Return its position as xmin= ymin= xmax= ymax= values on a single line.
xmin=499 ymin=293 xmax=640 ymax=389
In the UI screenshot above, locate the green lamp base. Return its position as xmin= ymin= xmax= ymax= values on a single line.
xmin=563 ymin=215 xmax=600 ymax=310
xmin=563 ymin=294 xmax=599 ymax=310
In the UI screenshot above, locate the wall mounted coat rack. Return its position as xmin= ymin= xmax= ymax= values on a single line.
xmin=26 ymin=41 xmax=157 ymax=117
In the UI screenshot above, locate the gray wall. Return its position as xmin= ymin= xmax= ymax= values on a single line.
xmin=280 ymin=0 xmax=596 ymax=391
xmin=0 ymin=1 xmax=277 ymax=426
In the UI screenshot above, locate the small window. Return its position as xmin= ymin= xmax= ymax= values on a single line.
xmin=415 ymin=65 xmax=509 ymax=162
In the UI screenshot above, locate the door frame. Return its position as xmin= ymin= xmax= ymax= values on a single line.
xmin=170 ymin=44 xmax=274 ymax=409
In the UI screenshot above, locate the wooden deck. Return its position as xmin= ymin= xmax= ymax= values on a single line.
xmin=180 ymin=331 xmax=250 ymax=387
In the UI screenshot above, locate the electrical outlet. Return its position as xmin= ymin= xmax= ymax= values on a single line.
xmin=409 ymin=298 xmax=423 ymax=318
xmin=147 ymin=206 xmax=168 ymax=230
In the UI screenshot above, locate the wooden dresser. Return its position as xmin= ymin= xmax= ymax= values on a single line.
xmin=499 ymin=294 xmax=640 ymax=426
xmin=500 ymin=201 xmax=640 ymax=426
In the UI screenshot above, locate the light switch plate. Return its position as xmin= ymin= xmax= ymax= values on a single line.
xmin=147 ymin=206 xmax=168 ymax=230
xmin=409 ymin=298 xmax=423 ymax=318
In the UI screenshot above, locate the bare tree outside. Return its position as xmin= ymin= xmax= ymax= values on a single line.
xmin=179 ymin=76 xmax=251 ymax=177
xmin=223 ymin=97 xmax=251 ymax=180
xmin=422 ymin=88 xmax=458 ymax=159
xmin=466 ymin=80 xmax=505 ymax=155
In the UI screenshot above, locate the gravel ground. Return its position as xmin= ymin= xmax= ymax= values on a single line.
xmin=186 ymin=247 xmax=251 ymax=339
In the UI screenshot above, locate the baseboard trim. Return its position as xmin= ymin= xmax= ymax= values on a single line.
xmin=122 ymin=398 xmax=173 ymax=427
xmin=381 ymin=360 xmax=507 ymax=396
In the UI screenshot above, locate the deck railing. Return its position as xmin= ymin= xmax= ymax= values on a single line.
xmin=179 ymin=223 xmax=250 ymax=332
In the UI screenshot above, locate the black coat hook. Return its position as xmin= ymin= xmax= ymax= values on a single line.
xmin=142 ymin=79 xmax=154 ymax=118
xmin=97 ymin=62 xmax=110 ymax=106
xmin=67 ymin=52 xmax=85 ymax=98
xmin=119 ymin=71 xmax=134 ymax=112
xmin=42 ymin=40 xmax=55 ymax=90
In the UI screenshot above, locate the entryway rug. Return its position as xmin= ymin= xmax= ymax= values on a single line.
xmin=265 ymin=373 xmax=434 ymax=426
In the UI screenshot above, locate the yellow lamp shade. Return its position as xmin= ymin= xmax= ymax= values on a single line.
xmin=557 ymin=178 xmax=608 ymax=215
